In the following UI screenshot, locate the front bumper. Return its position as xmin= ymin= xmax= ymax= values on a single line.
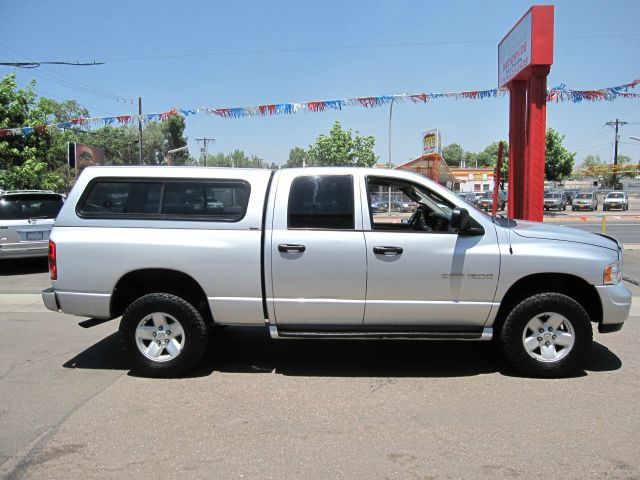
xmin=595 ymin=283 xmax=632 ymax=332
xmin=604 ymin=203 xmax=624 ymax=210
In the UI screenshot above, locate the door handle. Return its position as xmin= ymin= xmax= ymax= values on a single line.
xmin=278 ymin=244 xmax=306 ymax=253
xmin=373 ymin=246 xmax=403 ymax=255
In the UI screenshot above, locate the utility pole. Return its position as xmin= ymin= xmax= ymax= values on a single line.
xmin=138 ymin=97 xmax=143 ymax=165
xmin=606 ymin=119 xmax=627 ymax=188
xmin=195 ymin=137 xmax=215 ymax=167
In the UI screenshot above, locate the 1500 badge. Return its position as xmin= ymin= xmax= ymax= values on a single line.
xmin=442 ymin=273 xmax=494 ymax=279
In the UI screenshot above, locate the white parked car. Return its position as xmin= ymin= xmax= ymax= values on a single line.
xmin=0 ymin=190 xmax=65 ymax=259
xmin=603 ymin=191 xmax=629 ymax=211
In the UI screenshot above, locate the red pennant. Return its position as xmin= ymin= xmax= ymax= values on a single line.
xmin=307 ymin=101 xmax=325 ymax=112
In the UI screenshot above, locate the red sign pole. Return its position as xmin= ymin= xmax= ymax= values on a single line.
xmin=492 ymin=141 xmax=504 ymax=216
xmin=500 ymin=5 xmax=553 ymax=222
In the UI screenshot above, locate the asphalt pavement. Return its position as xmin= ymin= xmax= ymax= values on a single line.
xmin=0 ymin=239 xmax=639 ymax=479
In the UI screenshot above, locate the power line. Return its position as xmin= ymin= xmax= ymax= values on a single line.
xmin=572 ymin=142 xmax=612 ymax=152
xmin=0 ymin=50 xmax=118 ymax=117
xmin=0 ymin=61 xmax=104 ymax=68
xmin=103 ymin=33 xmax=640 ymax=62
xmin=0 ymin=43 xmax=128 ymax=102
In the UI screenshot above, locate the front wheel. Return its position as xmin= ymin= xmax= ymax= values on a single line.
xmin=499 ymin=293 xmax=592 ymax=377
xmin=119 ymin=293 xmax=210 ymax=377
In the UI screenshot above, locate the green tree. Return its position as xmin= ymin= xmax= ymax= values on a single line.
xmin=475 ymin=142 xmax=506 ymax=168
xmin=306 ymin=121 xmax=378 ymax=167
xmin=0 ymin=74 xmax=42 ymax=171
xmin=0 ymin=158 xmax=64 ymax=191
xmin=580 ymin=153 xmax=635 ymax=185
xmin=545 ymin=128 xmax=575 ymax=181
xmin=202 ymin=150 xmax=268 ymax=168
xmin=284 ymin=147 xmax=306 ymax=168
xmin=615 ymin=154 xmax=634 ymax=178
xmin=463 ymin=151 xmax=478 ymax=168
xmin=442 ymin=143 xmax=464 ymax=166
xmin=162 ymin=115 xmax=188 ymax=165
xmin=0 ymin=73 xmax=84 ymax=184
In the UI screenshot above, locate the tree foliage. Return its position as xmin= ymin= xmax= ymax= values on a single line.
xmin=0 ymin=73 xmax=192 ymax=191
xmin=0 ymin=158 xmax=64 ymax=191
xmin=545 ymin=128 xmax=575 ymax=181
xmin=441 ymin=141 xmax=507 ymax=170
xmin=579 ymin=153 xmax=634 ymax=185
xmin=305 ymin=121 xmax=377 ymax=167
xmin=284 ymin=147 xmax=306 ymax=168
xmin=203 ymin=149 xmax=275 ymax=169
xmin=442 ymin=143 xmax=464 ymax=166
xmin=441 ymin=130 xmax=576 ymax=184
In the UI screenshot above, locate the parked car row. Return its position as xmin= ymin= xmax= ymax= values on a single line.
xmin=371 ymin=198 xmax=417 ymax=213
xmin=455 ymin=189 xmax=632 ymax=214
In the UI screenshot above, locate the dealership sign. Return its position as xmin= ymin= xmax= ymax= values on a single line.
xmin=499 ymin=11 xmax=532 ymax=87
xmin=422 ymin=129 xmax=441 ymax=156
xmin=498 ymin=6 xmax=554 ymax=88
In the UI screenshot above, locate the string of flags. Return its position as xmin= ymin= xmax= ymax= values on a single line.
xmin=1 ymin=78 xmax=638 ymax=138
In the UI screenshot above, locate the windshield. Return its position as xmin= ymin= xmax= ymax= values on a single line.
xmin=0 ymin=195 xmax=63 ymax=220
xmin=606 ymin=192 xmax=624 ymax=199
xmin=481 ymin=192 xmax=494 ymax=199
xmin=545 ymin=193 xmax=561 ymax=199
xmin=576 ymin=193 xmax=592 ymax=199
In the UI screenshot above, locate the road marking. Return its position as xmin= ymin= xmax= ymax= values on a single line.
xmin=559 ymin=224 xmax=640 ymax=227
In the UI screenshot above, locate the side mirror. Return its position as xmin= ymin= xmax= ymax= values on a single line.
xmin=451 ymin=208 xmax=470 ymax=231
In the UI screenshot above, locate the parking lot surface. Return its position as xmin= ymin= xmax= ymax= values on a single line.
xmin=1 ymin=245 xmax=639 ymax=479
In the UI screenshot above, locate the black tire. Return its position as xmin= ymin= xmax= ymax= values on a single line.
xmin=119 ymin=293 xmax=210 ymax=377
xmin=499 ymin=292 xmax=592 ymax=378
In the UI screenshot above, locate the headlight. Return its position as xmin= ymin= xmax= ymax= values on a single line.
xmin=603 ymin=262 xmax=621 ymax=285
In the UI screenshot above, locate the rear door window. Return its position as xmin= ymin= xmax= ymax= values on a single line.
xmin=288 ymin=175 xmax=354 ymax=229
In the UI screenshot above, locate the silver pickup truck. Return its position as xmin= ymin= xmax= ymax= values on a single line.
xmin=42 ymin=166 xmax=631 ymax=378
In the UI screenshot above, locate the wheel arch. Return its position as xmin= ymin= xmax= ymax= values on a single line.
xmin=492 ymin=273 xmax=602 ymax=334
xmin=110 ymin=268 xmax=213 ymax=325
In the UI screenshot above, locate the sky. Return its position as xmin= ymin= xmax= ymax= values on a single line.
xmin=2 ymin=0 xmax=639 ymax=167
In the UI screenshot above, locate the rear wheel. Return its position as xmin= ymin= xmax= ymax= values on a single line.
xmin=119 ymin=293 xmax=210 ymax=377
xmin=499 ymin=293 xmax=592 ymax=377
